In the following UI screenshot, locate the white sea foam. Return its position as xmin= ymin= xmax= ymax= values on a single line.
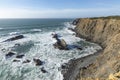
xmin=31 ymin=29 xmax=42 ymax=32
xmin=0 ymin=22 xmax=102 ymax=80
xmin=9 ymin=32 xmax=20 ymax=35
xmin=0 ymin=28 xmax=3 ymax=30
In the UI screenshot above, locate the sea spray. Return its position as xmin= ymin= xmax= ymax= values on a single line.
xmin=0 ymin=19 xmax=101 ymax=80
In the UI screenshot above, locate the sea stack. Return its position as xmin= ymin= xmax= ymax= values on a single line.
xmin=52 ymin=33 xmax=69 ymax=50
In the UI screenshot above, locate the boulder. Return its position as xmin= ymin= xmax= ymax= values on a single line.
xmin=4 ymin=35 xmax=24 ymax=42
xmin=52 ymin=33 xmax=58 ymax=39
xmin=52 ymin=33 xmax=60 ymax=40
xmin=5 ymin=52 xmax=15 ymax=58
xmin=33 ymin=58 xmax=43 ymax=66
xmin=13 ymin=59 xmax=20 ymax=62
xmin=16 ymin=54 xmax=24 ymax=58
xmin=77 ymin=47 xmax=83 ymax=50
xmin=1 ymin=48 xmax=6 ymax=51
xmin=14 ymin=43 xmax=21 ymax=47
xmin=41 ymin=67 xmax=47 ymax=73
xmin=68 ymin=28 xmax=75 ymax=32
xmin=23 ymin=59 xmax=31 ymax=63
xmin=53 ymin=39 xmax=69 ymax=50
xmin=71 ymin=45 xmax=83 ymax=50
xmin=61 ymin=63 xmax=68 ymax=69
xmin=72 ymin=19 xmax=79 ymax=25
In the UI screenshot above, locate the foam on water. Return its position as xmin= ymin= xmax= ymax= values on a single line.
xmin=9 ymin=32 xmax=20 ymax=35
xmin=0 ymin=22 xmax=102 ymax=80
xmin=0 ymin=28 xmax=3 ymax=30
xmin=31 ymin=29 xmax=42 ymax=32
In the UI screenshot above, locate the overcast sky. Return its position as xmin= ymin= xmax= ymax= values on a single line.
xmin=0 ymin=0 xmax=120 ymax=18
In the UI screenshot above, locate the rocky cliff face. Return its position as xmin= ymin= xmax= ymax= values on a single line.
xmin=74 ymin=18 xmax=120 ymax=80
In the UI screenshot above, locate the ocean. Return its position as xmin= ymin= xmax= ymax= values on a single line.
xmin=0 ymin=19 xmax=101 ymax=80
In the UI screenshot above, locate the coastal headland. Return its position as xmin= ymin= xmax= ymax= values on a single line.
xmin=64 ymin=16 xmax=120 ymax=80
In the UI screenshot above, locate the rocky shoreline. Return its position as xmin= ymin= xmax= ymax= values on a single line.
xmin=62 ymin=50 xmax=102 ymax=80
xmin=62 ymin=21 xmax=103 ymax=80
xmin=63 ymin=17 xmax=120 ymax=80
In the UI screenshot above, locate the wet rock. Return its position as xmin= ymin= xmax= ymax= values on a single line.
xmin=82 ymin=66 xmax=87 ymax=69
xmin=73 ymin=45 xmax=83 ymax=50
xmin=1 ymin=48 xmax=6 ymax=51
xmin=68 ymin=28 xmax=75 ymax=32
xmin=4 ymin=35 xmax=24 ymax=42
xmin=41 ymin=67 xmax=47 ymax=73
xmin=52 ymin=33 xmax=68 ymax=50
xmin=5 ymin=52 xmax=15 ymax=58
xmin=72 ymin=33 xmax=76 ymax=36
xmin=14 ymin=43 xmax=21 ymax=47
xmin=53 ymin=39 xmax=69 ymax=50
xmin=52 ymin=33 xmax=58 ymax=39
xmin=72 ymin=19 xmax=79 ymax=25
xmin=16 ymin=54 xmax=24 ymax=58
xmin=13 ymin=59 xmax=20 ymax=62
xmin=33 ymin=58 xmax=43 ymax=66
xmin=52 ymin=33 xmax=62 ymax=40
xmin=23 ymin=59 xmax=31 ymax=63
xmin=77 ymin=47 xmax=83 ymax=50
xmin=61 ymin=64 xmax=68 ymax=69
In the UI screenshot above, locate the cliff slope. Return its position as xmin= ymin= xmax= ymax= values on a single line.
xmin=74 ymin=18 xmax=120 ymax=80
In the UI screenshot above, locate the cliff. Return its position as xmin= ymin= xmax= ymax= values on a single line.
xmin=74 ymin=18 xmax=120 ymax=80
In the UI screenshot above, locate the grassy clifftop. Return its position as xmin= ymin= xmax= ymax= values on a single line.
xmin=90 ymin=16 xmax=120 ymax=20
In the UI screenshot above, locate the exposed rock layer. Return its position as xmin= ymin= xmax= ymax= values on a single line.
xmin=74 ymin=18 xmax=120 ymax=80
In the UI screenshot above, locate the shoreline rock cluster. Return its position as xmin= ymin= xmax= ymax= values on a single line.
xmin=52 ymin=32 xmax=83 ymax=50
xmin=3 ymin=35 xmax=47 ymax=73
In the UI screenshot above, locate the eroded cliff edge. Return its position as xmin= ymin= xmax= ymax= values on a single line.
xmin=74 ymin=18 xmax=120 ymax=80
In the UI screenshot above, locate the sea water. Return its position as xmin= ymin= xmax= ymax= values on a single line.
xmin=0 ymin=19 xmax=101 ymax=80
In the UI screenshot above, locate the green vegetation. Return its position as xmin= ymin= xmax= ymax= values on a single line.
xmin=89 ymin=15 xmax=120 ymax=20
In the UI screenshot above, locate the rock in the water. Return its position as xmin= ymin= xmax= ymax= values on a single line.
xmin=41 ymin=67 xmax=47 ymax=73
xmin=16 ymin=54 xmax=24 ymax=58
xmin=14 ymin=43 xmax=21 ymax=47
xmin=72 ymin=45 xmax=83 ymax=50
xmin=61 ymin=63 xmax=68 ymax=69
xmin=13 ymin=59 xmax=20 ymax=62
xmin=68 ymin=28 xmax=75 ymax=32
xmin=53 ymin=39 xmax=69 ymax=50
xmin=72 ymin=19 xmax=79 ymax=25
xmin=77 ymin=47 xmax=82 ymax=50
xmin=5 ymin=52 xmax=15 ymax=58
xmin=1 ymin=48 xmax=6 ymax=51
xmin=52 ymin=33 xmax=58 ymax=39
xmin=4 ymin=35 xmax=24 ymax=42
xmin=23 ymin=59 xmax=31 ymax=63
xmin=33 ymin=58 xmax=43 ymax=66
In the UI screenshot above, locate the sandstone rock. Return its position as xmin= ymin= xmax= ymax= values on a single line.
xmin=73 ymin=17 xmax=120 ymax=80
xmin=53 ymin=39 xmax=69 ymax=50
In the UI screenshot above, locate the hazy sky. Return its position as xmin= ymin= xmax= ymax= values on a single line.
xmin=0 ymin=0 xmax=120 ymax=18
